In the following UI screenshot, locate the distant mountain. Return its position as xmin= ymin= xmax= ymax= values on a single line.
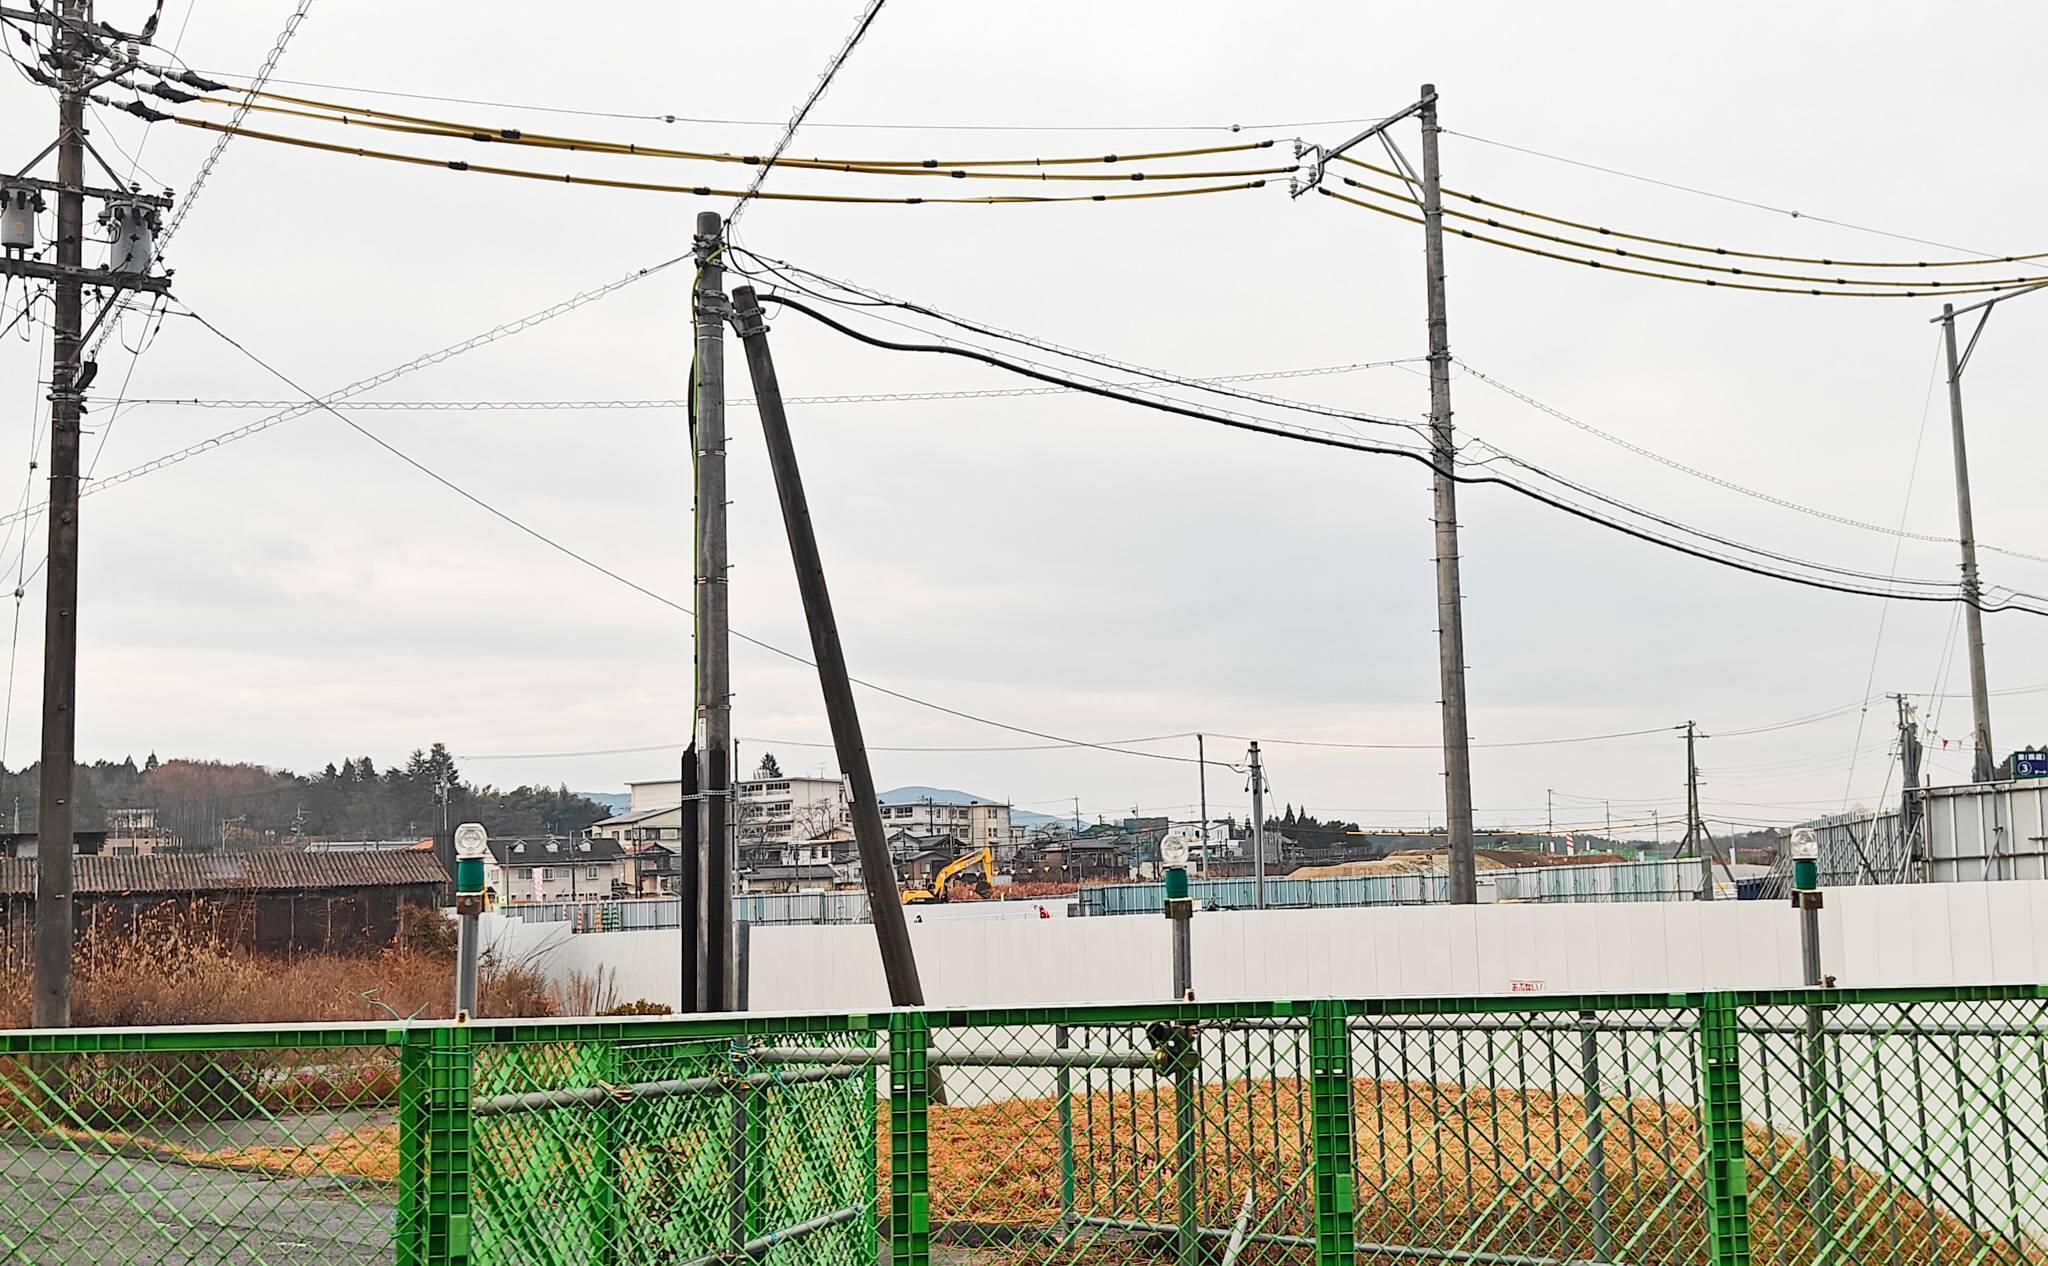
xmin=878 ymin=785 xmax=1072 ymax=831
xmin=578 ymin=791 xmax=630 ymax=815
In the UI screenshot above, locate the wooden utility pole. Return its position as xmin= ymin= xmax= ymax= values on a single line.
xmin=728 ymin=284 xmax=925 ymax=1006
xmin=692 ymin=211 xmax=734 ymax=1011
xmin=1417 ymin=84 xmax=1478 ymax=905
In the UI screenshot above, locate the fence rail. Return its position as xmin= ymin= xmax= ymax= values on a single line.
xmin=1076 ymin=857 xmax=1711 ymax=915
xmin=6 ymin=984 xmax=2048 ymax=1263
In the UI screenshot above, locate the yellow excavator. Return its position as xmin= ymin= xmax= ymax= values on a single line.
xmin=902 ymin=846 xmax=995 ymax=903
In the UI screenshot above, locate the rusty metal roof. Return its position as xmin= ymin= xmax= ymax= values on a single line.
xmin=0 ymin=849 xmax=450 ymax=897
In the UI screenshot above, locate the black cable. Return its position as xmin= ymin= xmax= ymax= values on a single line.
xmin=178 ymin=303 xmax=1218 ymax=768
xmin=757 ymin=292 xmax=2048 ymax=618
xmin=732 ymin=246 xmax=1429 ymax=438
xmin=755 ymin=270 xmax=2048 ymax=606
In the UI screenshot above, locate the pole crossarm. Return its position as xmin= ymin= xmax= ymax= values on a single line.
xmin=1292 ymin=92 xmax=1433 ymax=198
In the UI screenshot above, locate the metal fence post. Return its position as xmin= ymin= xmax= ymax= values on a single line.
xmin=1309 ymin=1000 xmax=1357 ymax=1266
xmin=1699 ymin=993 xmax=1752 ymax=1266
xmin=1171 ymin=1024 xmax=1200 ymax=1265
xmin=1056 ymin=1023 xmax=1077 ymax=1228
xmin=1580 ymin=1009 xmax=1612 ymax=1263
xmin=592 ymin=1043 xmax=621 ymax=1265
xmin=426 ymin=1024 xmax=475 ymax=1266
xmin=396 ymin=1030 xmax=428 ymax=1266
xmin=889 ymin=1011 xmax=932 ymax=1266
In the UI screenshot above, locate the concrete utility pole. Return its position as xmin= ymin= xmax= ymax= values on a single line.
xmin=1685 ymin=720 xmax=1712 ymax=901
xmin=1196 ymin=733 xmax=1208 ymax=876
xmin=2 ymin=0 xmax=171 ymax=1027
xmin=1896 ymin=694 xmax=1925 ymax=878
xmin=729 ymin=285 xmax=925 ymax=1007
xmin=1418 ymin=83 xmax=1478 ymax=905
xmin=691 ymin=211 xmax=734 ymax=1011
xmin=32 ymin=0 xmax=88 ymax=1032
xmin=1938 ymin=302 xmax=1996 ymax=783
xmin=1247 ymin=742 xmax=1267 ymax=909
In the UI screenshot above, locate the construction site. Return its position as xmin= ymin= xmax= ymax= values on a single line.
xmin=5 ymin=2 xmax=2048 ymax=1264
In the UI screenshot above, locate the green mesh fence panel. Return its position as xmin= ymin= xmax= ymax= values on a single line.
xmin=468 ymin=1023 xmax=879 ymax=1266
xmin=0 ymin=1026 xmax=404 ymax=1265
xmin=15 ymin=986 xmax=2048 ymax=1266
xmin=1346 ymin=997 xmax=1715 ymax=1266
xmin=1736 ymin=990 xmax=2048 ymax=1266
xmin=904 ymin=1005 xmax=1319 ymax=1264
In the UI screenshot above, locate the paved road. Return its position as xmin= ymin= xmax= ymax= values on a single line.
xmin=0 ymin=1136 xmax=393 ymax=1265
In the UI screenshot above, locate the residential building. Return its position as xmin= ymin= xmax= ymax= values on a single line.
xmin=589 ymin=805 xmax=681 ymax=851
xmin=104 ymin=807 xmax=178 ymax=858
xmin=621 ymin=762 xmax=850 ymax=871
xmin=877 ymin=789 xmax=1013 ymax=859
xmin=485 ymin=836 xmax=629 ymax=903
xmin=0 ymin=850 xmax=448 ymax=956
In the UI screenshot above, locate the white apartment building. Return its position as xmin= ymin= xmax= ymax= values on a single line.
xmin=485 ymin=836 xmax=629 ymax=903
xmin=877 ymin=794 xmax=1013 ymax=859
xmin=625 ymin=763 xmax=850 ymax=866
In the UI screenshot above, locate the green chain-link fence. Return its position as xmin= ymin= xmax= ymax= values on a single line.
xmin=5 ymin=985 xmax=2048 ymax=1264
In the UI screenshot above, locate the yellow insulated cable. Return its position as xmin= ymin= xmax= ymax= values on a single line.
xmin=214 ymin=87 xmax=1282 ymax=171
xmin=1317 ymin=188 xmax=2037 ymax=299
xmin=170 ymin=116 xmax=1275 ymax=205
xmin=205 ymin=97 xmax=1296 ymax=183
xmin=1335 ymin=154 xmax=2048 ymax=269
xmin=1338 ymin=177 xmax=2038 ymax=290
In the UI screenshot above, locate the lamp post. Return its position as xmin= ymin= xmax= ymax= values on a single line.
xmin=454 ymin=822 xmax=488 ymax=1019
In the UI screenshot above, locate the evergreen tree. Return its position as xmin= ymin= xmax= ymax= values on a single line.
xmin=758 ymin=752 xmax=783 ymax=778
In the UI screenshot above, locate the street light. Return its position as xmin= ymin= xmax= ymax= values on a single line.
xmin=454 ymin=822 xmax=488 ymax=1019
xmin=1161 ymin=832 xmax=1194 ymax=1000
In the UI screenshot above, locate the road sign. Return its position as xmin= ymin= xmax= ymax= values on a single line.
xmin=2012 ymin=751 xmax=2048 ymax=779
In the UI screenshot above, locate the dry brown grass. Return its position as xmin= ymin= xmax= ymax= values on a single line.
xmin=920 ymin=1078 xmax=2044 ymax=1266
xmin=0 ymin=909 xmax=559 ymax=1029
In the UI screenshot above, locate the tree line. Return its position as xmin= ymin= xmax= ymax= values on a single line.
xmin=0 ymin=742 xmax=611 ymax=851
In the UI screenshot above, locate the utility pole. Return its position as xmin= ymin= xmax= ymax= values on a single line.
xmin=1419 ymin=83 xmax=1478 ymax=905
xmin=1546 ymin=789 xmax=1555 ymax=853
xmin=1247 ymin=742 xmax=1267 ymax=909
xmin=729 ymin=285 xmax=925 ymax=1007
xmin=2 ymin=0 xmax=170 ymax=1028
xmin=1685 ymin=720 xmax=1711 ymax=901
xmin=1938 ymin=302 xmax=1996 ymax=783
xmin=1196 ymin=733 xmax=1208 ymax=876
xmin=691 ymin=211 xmax=733 ymax=1011
xmin=1897 ymin=694 xmax=1925 ymax=879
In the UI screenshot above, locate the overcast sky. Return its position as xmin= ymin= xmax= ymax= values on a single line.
xmin=1 ymin=1 xmax=2044 ymax=838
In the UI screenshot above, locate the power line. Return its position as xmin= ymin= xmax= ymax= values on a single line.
xmin=1203 ymin=724 xmax=1679 ymax=752
xmin=1337 ymin=172 xmax=2039 ymax=290
xmin=0 ymin=252 xmax=695 ymax=530
xmin=148 ymin=113 xmax=1274 ymax=207
xmin=184 ymin=67 xmax=1376 ymax=135
xmin=1442 ymin=128 xmax=2048 ymax=273
xmin=1336 ymin=154 xmax=2048 ymax=271
xmin=155 ymin=0 xmax=311 ymax=258
xmin=176 ymin=304 xmax=1217 ymax=770
xmin=84 ymin=358 xmax=1423 ymax=413
xmin=729 ymin=0 xmax=888 ymax=229
xmin=1317 ymin=186 xmax=2043 ymax=300
xmin=757 ymin=289 xmax=2048 ymax=616
xmin=174 ymin=85 xmax=1294 ymax=179
xmin=1453 ymin=357 xmax=2048 ymax=566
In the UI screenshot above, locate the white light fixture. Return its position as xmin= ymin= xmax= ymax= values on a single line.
xmin=455 ymin=822 xmax=489 ymax=859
